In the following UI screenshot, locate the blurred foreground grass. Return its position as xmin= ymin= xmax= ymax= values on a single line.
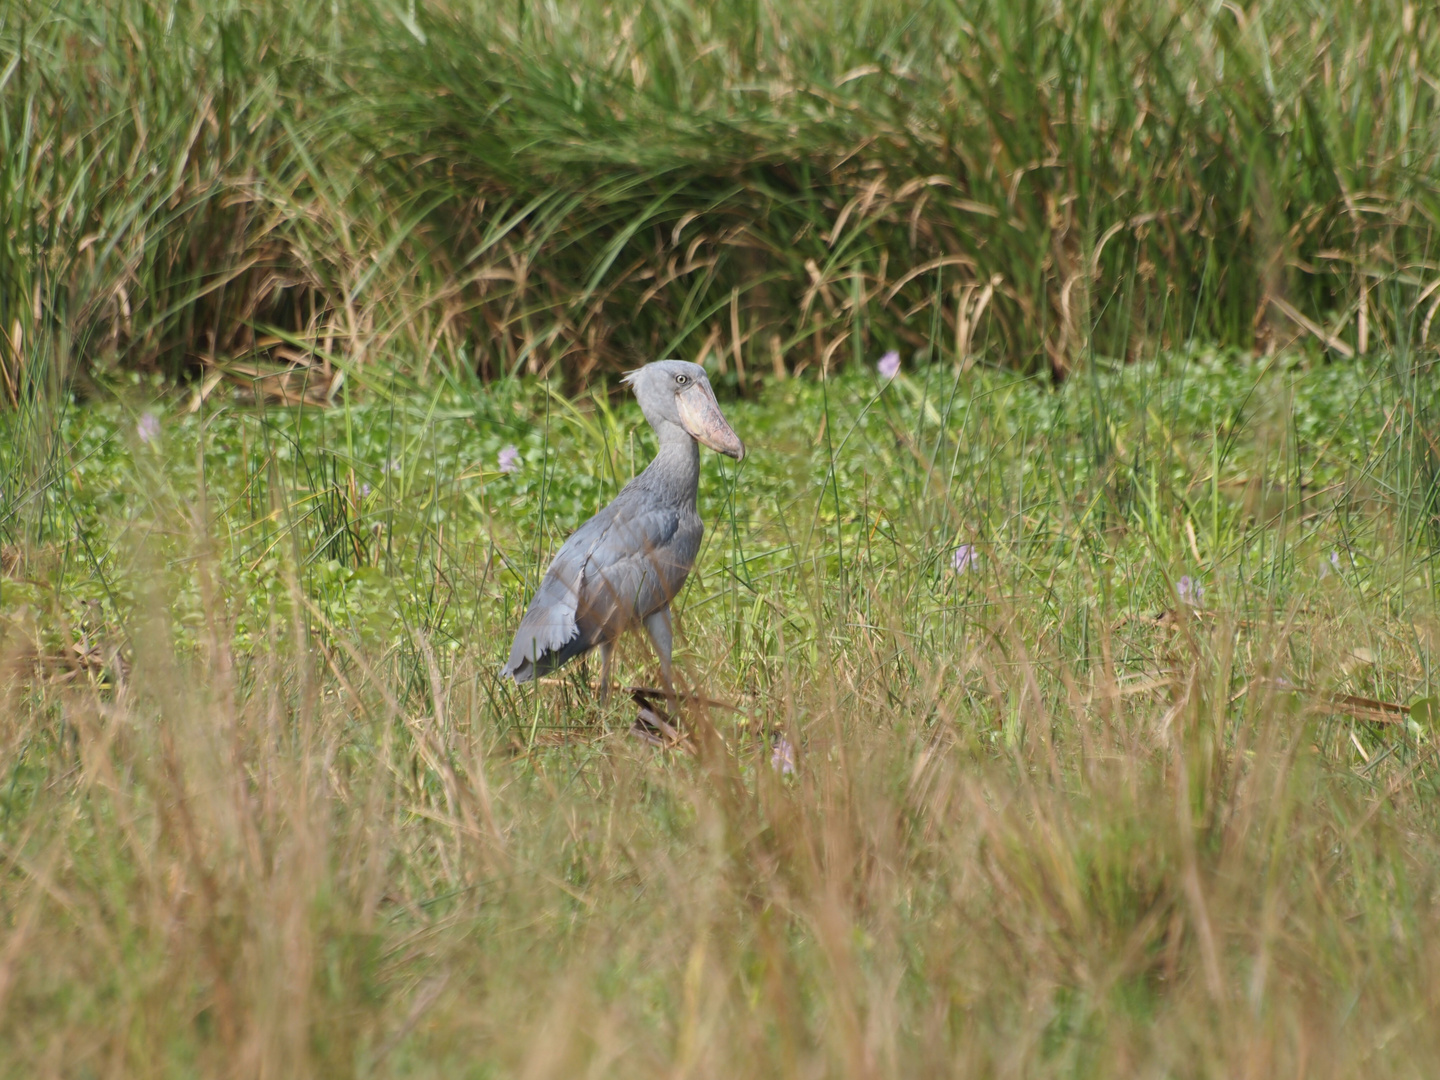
xmin=3 ymin=349 xmax=1440 ymax=1075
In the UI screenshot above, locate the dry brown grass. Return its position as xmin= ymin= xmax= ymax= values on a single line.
xmin=3 ymin=533 xmax=1440 ymax=1077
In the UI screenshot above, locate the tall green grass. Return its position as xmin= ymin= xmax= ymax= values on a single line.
xmin=3 ymin=0 xmax=1438 ymax=394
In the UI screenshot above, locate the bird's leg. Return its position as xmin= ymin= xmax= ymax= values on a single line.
xmin=642 ymin=606 xmax=676 ymax=707
xmin=598 ymin=640 xmax=614 ymax=705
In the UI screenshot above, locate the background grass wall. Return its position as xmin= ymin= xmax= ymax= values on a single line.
xmin=4 ymin=0 xmax=1438 ymax=397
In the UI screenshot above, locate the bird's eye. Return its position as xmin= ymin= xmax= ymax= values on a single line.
xmin=675 ymin=374 xmax=689 ymax=385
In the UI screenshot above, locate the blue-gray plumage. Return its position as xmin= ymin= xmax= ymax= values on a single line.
xmin=503 ymin=360 xmax=745 ymax=699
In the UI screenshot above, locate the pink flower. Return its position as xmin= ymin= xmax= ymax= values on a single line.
xmin=877 ymin=350 xmax=901 ymax=379
xmin=1177 ymin=575 xmax=1204 ymax=607
xmin=952 ymin=544 xmax=974 ymax=573
xmin=498 ymin=445 xmax=521 ymax=473
xmin=136 ymin=412 xmax=160 ymax=445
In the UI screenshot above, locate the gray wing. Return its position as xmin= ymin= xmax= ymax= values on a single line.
xmin=503 ymin=501 xmax=701 ymax=682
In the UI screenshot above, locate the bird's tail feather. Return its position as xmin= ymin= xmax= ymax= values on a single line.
xmin=504 ymin=628 xmax=599 ymax=683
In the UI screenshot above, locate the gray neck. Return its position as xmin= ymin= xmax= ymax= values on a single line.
xmin=636 ymin=419 xmax=700 ymax=507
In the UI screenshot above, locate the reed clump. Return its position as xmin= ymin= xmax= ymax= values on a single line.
xmin=4 ymin=0 xmax=1438 ymax=395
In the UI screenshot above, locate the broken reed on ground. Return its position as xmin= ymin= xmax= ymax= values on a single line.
xmin=3 ymin=352 xmax=1440 ymax=1074
xmin=3 ymin=0 xmax=1439 ymax=399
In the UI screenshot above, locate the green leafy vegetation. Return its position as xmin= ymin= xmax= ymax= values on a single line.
xmin=4 ymin=347 xmax=1440 ymax=1074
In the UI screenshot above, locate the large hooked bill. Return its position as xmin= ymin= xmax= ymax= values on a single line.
xmin=677 ymin=383 xmax=746 ymax=460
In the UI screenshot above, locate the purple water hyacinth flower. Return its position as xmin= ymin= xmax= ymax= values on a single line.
xmin=877 ymin=350 xmax=901 ymax=379
xmin=1177 ymin=575 xmax=1205 ymax=607
xmin=137 ymin=411 xmax=160 ymax=445
xmin=498 ymin=444 xmax=521 ymax=474
xmin=952 ymin=544 xmax=975 ymax=573
xmin=770 ymin=736 xmax=796 ymax=776
xmin=360 ymin=483 xmax=372 ymax=497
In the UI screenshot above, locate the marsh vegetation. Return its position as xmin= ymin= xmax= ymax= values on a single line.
xmin=3 ymin=0 xmax=1440 ymax=1075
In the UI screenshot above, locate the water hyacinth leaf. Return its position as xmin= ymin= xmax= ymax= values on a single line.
xmin=1409 ymin=698 xmax=1439 ymax=729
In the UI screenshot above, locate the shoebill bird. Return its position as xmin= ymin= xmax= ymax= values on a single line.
xmin=503 ymin=360 xmax=745 ymax=700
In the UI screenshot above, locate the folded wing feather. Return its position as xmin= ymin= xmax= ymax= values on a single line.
xmin=504 ymin=502 xmax=693 ymax=682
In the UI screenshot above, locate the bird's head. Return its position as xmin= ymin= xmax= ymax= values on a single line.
xmin=621 ymin=360 xmax=745 ymax=460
